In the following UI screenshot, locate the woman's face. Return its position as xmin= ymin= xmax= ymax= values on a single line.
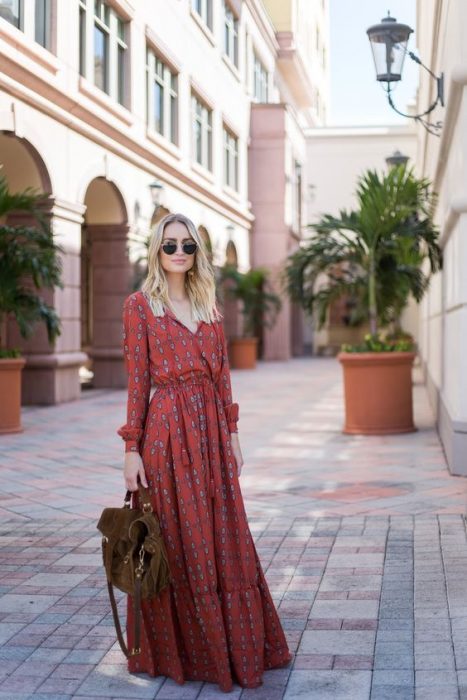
xmin=159 ymin=221 xmax=197 ymax=275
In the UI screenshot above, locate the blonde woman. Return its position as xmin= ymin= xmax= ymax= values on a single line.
xmin=118 ymin=213 xmax=291 ymax=692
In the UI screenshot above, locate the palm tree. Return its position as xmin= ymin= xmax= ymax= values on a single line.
xmin=220 ymin=265 xmax=282 ymax=338
xmin=0 ymin=174 xmax=63 ymax=356
xmin=284 ymin=165 xmax=442 ymax=338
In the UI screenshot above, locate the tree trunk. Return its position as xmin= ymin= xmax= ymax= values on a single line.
xmin=368 ymin=253 xmax=378 ymax=336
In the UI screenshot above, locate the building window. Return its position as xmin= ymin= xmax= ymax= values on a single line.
xmin=146 ymin=48 xmax=178 ymax=144
xmin=94 ymin=1 xmax=110 ymax=93
xmin=253 ymin=52 xmax=268 ymax=103
xmin=223 ymin=1 xmax=238 ymax=66
xmin=35 ymin=0 xmax=50 ymax=47
xmin=191 ymin=0 xmax=212 ymax=30
xmin=223 ymin=126 xmax=238 ymax=190
xmin=79 ymin=0 xmax=86 ymax=75
xmin=79 ymin=0 xmax=128 ymax=106
xmin=292 ymin=161 xmax=302 ymax=233
xmin=0 ymin=0 xmax=51 ymax=49
xmin=0 ymin=0 xmax=21 ymax=29
xmin=192 ymin=93 xmax=212 ymax=171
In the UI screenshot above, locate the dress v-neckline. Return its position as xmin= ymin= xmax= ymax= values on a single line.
xmin=164 ymin=305 xmax=202 ymax=336
xmin=140 ymin=291 xmax=202 ymax=336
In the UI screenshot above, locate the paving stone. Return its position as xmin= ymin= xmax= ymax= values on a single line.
xmin=75 ymin=664 xmax=164 ymax=697
xmin=283 ymin=669 xmax=372 ymax=699
xmin=299 ymin=630 xmax=375 ymax=655
xmin=370 ymin=687 xmax=414 ymax=700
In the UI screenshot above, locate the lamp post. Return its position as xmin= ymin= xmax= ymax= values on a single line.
xmin=367 ymin=13 xmax=444 ymax=135
xmin=149 ymin=179 xmax=164 ymax=210
xmin=226 ymin=224 xmax=235 ymax=242
xmin=385 ymin=150 xmax=409 ymax=168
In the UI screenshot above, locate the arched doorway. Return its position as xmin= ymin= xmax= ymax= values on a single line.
xmin=80 ymin=177 xmax=129 ymax=389
xmin=222 ymin=239 xmax=241 ymax=341
xmin=198 ymin=225 xmax=214 ymax=266
xmin=0 ymin=132 xmax=86 ymax=404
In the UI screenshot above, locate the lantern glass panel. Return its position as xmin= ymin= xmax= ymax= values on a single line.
xmin=367 ymin=17 xmax=413 ymax=83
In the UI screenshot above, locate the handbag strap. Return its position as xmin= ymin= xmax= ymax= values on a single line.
xmin=125 ymin=484 xmax=153 ymax=512
xmin=107 ymin=576 xmax=143 ymax=658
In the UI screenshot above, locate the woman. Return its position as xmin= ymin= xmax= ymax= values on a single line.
xmin=117 ymin=212 xmax=291 ymax=692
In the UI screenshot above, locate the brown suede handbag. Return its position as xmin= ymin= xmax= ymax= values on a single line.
xmin=96 ymin=485 xmax=171 ymax=657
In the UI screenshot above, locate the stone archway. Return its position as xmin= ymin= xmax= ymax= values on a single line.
xmin=1 ymin=132 xmax=87 ymax=404
xmin=81 ymin=177 xmax=129 ymax=389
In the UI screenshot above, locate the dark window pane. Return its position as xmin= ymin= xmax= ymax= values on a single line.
xmin=0 ymin=0 xmax=20 ymax=28
xmin=118 ymin=45 xmax=125 ymax=104
xmin=154 ymin=81 xmax=163 ymax=133
xmin=35 ymin=0 xmax=49 ymax=47
xmin=79 ymin=6 xmax=86 ymax=76
xmin=94 ymin=25 xmax=108 ymax=92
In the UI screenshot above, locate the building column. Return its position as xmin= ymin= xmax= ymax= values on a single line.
xmin=85 ymin=223 xmax=131 ymax=388
xmin=7 ymin=199 xmax=88 ymax=404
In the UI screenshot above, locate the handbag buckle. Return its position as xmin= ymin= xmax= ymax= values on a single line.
xmin=142 ymin=503 xmax=153 ymax=513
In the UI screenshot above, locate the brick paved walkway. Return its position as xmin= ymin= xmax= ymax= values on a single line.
xmin=1 ymin=357 xmax=466 ymax=699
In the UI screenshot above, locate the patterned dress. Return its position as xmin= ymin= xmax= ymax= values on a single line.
xmin=117 ymin=290 xmax=291 ymax=692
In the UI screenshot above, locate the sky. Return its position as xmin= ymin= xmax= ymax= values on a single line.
xmin=328 ymin=0 xmax=418 ymax=126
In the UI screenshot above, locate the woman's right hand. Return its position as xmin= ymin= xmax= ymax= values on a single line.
xmin=124 ymin=452 xmax=149 ymax=491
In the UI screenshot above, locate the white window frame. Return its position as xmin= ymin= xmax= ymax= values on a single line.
xmin=79 ymin=0 xmax=128 ymax=107
xmin=223 ymin=126 xmax=238 ymax=191
xmin=146 ymin=47 xmax=178 ymax=145
xmin=253 ymin=52 xmax=268 ymax=103
xmin=223 ymin=1 xmax=238 ymax=66
xmin=192 ymin=93 xmax=212 ymax=172
xmin=191 ymin=0 xmax=212 ymax=30
xmin=0 ymin=0 xmax=52 ymax=50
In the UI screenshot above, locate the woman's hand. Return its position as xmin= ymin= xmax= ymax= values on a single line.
xmin=230 ymin=432 xmax=244 ymax=476
xmin=124 ymin=451 xmax=149 ymax=491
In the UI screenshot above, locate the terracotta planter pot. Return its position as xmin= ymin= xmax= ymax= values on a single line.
xmin=0 ymin=356 xmax=26 ymax=434
xmin=338 ymin=351 xmax=416 ymax=435
xmin=229 ymin=337 xmax=259 ymax=369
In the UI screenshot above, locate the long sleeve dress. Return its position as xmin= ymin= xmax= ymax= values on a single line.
xmin=117 ymin=290 xmax=291 ymax=692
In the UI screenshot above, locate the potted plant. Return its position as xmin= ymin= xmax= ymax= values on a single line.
xmin=0 ymin=173 xmax=62 ymax=433
xmin=219 ymin=265 xmax=282 ymax=369
xmin=284 ymin=164 xmax=442 ymax=434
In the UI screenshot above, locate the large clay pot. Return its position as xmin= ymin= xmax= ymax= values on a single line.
xmin=0 ymin=357 xmax=26 ymax=434
xmin=229 ymin=337 xmax=259 ymax=369
xmin=338 ymin=351 xmax=416 ymax=435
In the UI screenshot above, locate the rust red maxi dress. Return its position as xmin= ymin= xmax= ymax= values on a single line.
xmin=117 ymin=291 xmax=291 ymax=692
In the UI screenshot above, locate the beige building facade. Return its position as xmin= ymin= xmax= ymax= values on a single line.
xmin=416 ymin=0 xmax=467 ymax=475
xmin=0 ymin=0 xmax=329 ymax=403
xmin=305 ymin=124 xmax=418 ymax=354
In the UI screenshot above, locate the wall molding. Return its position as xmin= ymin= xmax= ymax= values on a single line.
xmin=434 ymin=66 xmax=467 ymax=193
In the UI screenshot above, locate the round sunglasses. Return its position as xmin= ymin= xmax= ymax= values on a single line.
xmin=161 ymin=240 xmax=198 ymax=256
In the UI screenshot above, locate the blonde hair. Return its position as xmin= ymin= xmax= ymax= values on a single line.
xmin=141 ymin=212 xmax=222 ymax=324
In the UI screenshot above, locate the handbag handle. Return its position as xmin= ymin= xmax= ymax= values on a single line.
xmin=124 ymin=483 xmax=153 ymax=512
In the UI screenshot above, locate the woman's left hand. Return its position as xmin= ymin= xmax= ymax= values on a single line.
xmin=230 ymin=432 xmax=244 ymax=476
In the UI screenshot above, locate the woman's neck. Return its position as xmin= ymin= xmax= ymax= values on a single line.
xmin=166 ymin=272 xmax=188 ymax=302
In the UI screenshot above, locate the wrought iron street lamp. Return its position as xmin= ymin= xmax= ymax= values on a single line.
xmin=367 ymin=13 xmax=444 ymax=135
xmin=385 ymin=150 xmax=409 ymax=168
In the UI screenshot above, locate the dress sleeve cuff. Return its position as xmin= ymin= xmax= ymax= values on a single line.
xmin=224 ymin=402 xmax=239 ymax=432
xmin=124 ymin=440 xmax=140 ymax=454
